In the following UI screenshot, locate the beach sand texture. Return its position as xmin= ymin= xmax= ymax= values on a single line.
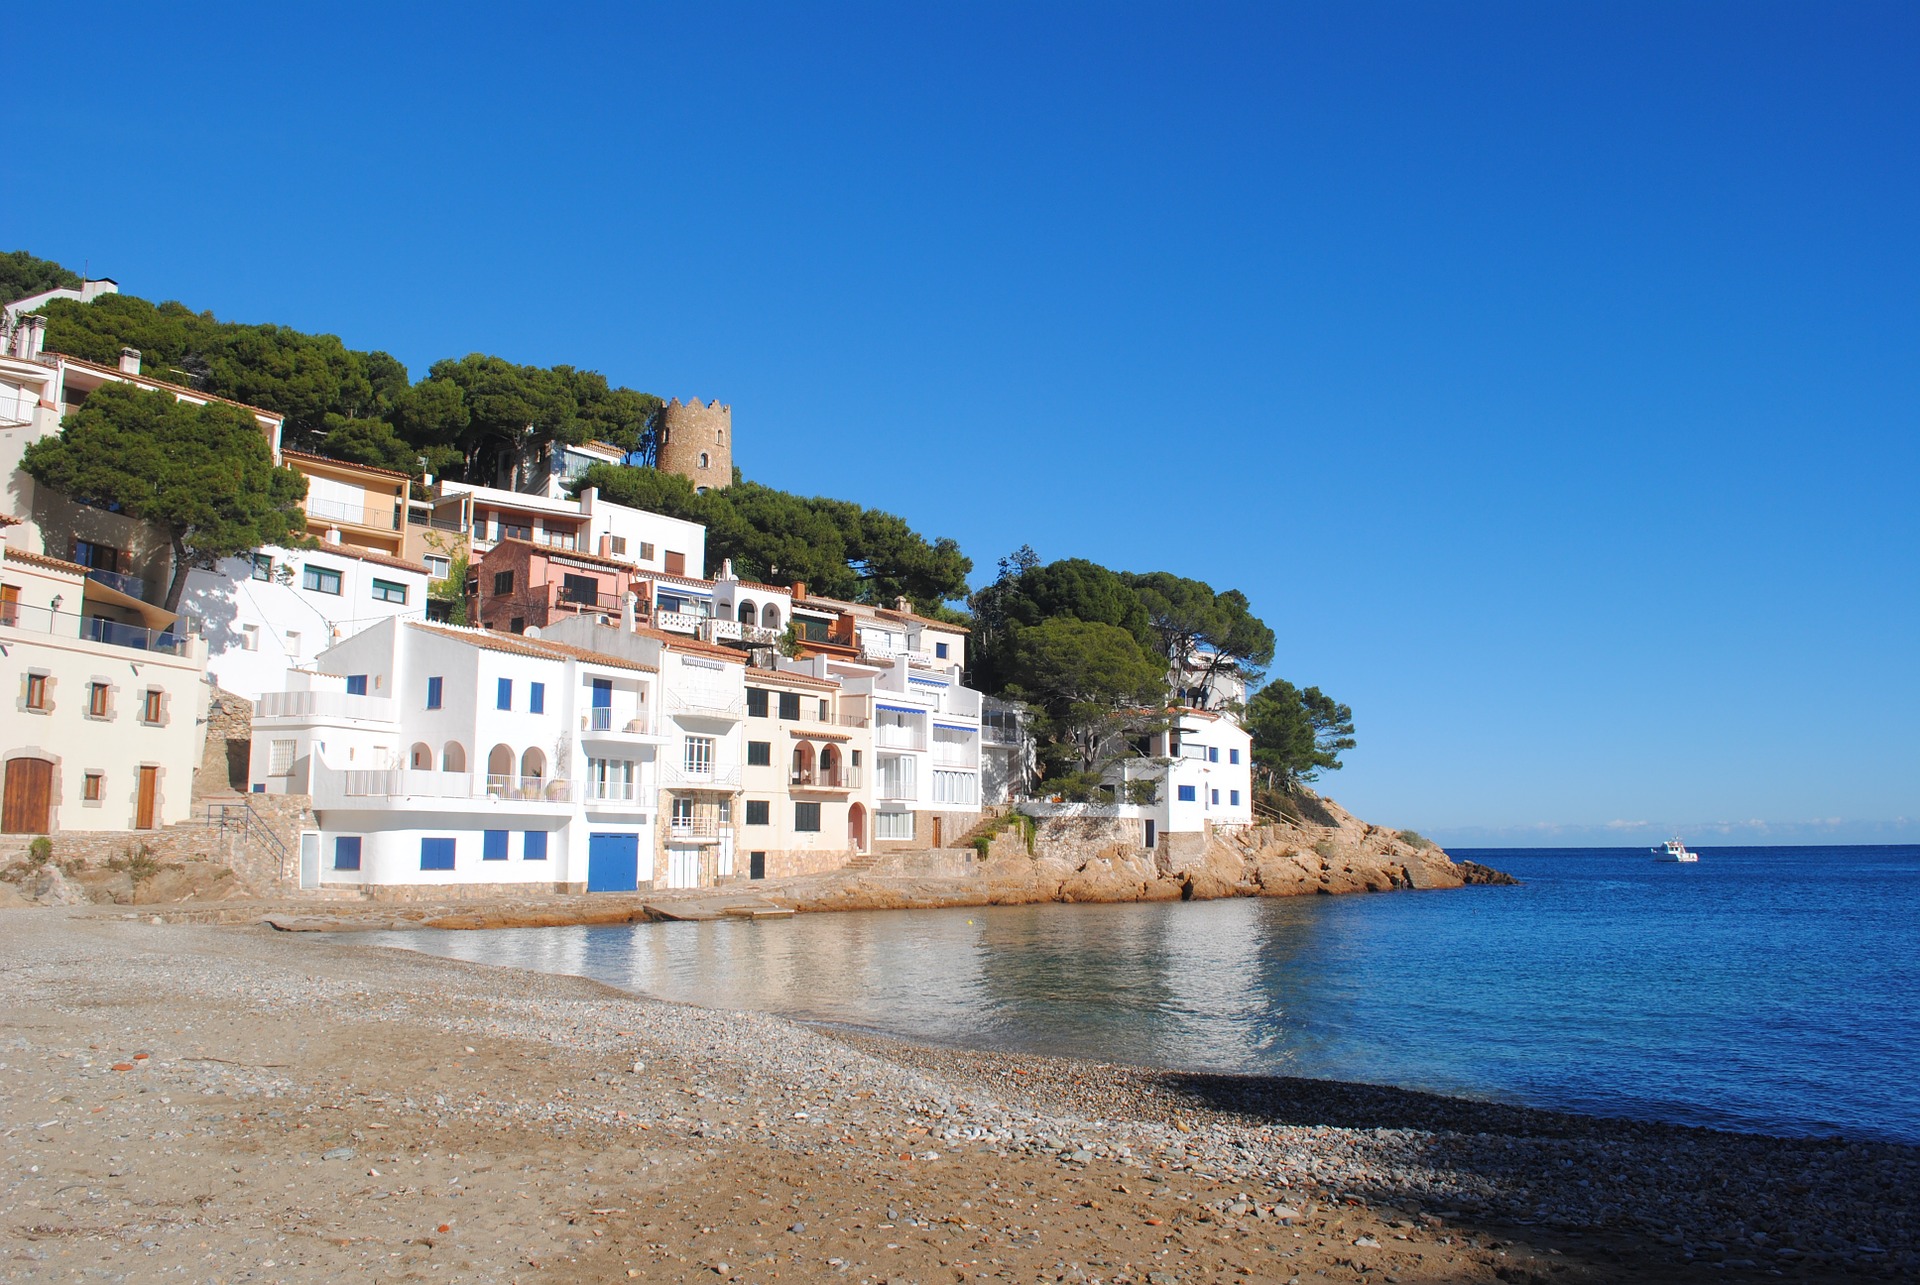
xmin=2 ymin=910 xmax=1912 ymax=1284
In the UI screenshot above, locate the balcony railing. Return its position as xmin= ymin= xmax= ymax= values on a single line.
xmin=86 ymin=568 xmax=147 ymax=600
xmin=791 ymin=767 xmax=861 ymax=790
xmin=582 ymin=707 xmax=654 ymax=735
xmin=656 ymin=609 xmax=708 ymax=635
xmin=485 ymin=774 xmax=573 ymax=802
xmin=981 ymin=722 xmax=1024 ymax=745
xmin=665 ymin=688 xmax=744 ymax=720
xmin=531 ymin=529 xmax=580 ymax=551
xmin=876 ymin=780 xmax=917 ymax=802
xmin=659 ymin=762 xmax=742 ymax=789
xmin=327 ymin=767 xmax=572 ymax=803
xmin=669 ymin=814 xmax=721 ymax=838
xmin=256 ymin=690 xmax=397 ymax=722
xmin=306 ymin=496 xmax=403 ymax=531
xmin=546 ymin=586 xmax=627 ymax=614
xmin=585 ymin=780 xmax=643 ymax=804
xmin=0 ymin=603 xmax=190 ymax=656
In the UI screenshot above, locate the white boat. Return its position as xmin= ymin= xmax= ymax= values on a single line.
xmin=1653 ymin=838 xmax=1699 ymax=863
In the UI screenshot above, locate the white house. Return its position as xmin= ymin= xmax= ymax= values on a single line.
xmin=0 ymin=541 xmax=209 ymax=835
xmin=182 ymin=540 xmax=431 ymax=702
xmin=250 ymin=617 xmax=667 ymax=895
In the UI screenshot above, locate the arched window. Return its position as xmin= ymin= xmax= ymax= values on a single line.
xmin=697 ymin=452 xmax=710 ymax=469
xmin=791 ymin=741 xmax=815 ymax=786
xmin=410 ymin=742 xmax=433 ymax=770
xmin=820 ymin=744 xmax=841 ymax=787
xmin=761 ymin=603 xmax=781 ymax=630
xmin=737 ymin=599 xmax=757 ymax=625
xmin=486 ymin=744 xmax=514 ymax=795
xmin=441 ymin=742 xmax=467 ymax=773
xmin=520 ymin=747 xmax=546 ymax=783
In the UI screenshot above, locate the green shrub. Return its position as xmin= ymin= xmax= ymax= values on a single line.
xmin=27 ymin=837 xmax=53 ymax=866
xmin=1312 ymin=838 xmax=1337 ymax=859
xmin=971 ymin=812 xmax=1036 ymax=859
xmin=1399 ymin=830 xmax=1435 ymax=850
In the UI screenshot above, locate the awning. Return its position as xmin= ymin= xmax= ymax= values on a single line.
xmin=82 ymin=576 xmax=177 ymax=629
xmin=934 ymin=723 xmax=976 ymax=734
xmin=875 ymin=703 xmax=925 ymax=716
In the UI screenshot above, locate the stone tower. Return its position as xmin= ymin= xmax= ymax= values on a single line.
xmin=655 ymin=398 xmax=733 ymax=492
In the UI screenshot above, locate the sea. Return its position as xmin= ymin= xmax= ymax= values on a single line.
xmin=359 ymin=844 xmax=1920 ymax=1145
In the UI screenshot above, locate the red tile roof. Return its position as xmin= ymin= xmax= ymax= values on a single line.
xmin=281 ymin=447 xmax=414 ymax=482
xmin=52 ymin=354 xmax=285 ymax=423
xmin=2 ymin=546 xmax=87 ymax=576
xmin=487 ymin=537 xmax=641 ymax=574
xmin=303 ymin=543 xmax=431 ymax=575
xmin=406 ymin=622 xmax=658 ymax=673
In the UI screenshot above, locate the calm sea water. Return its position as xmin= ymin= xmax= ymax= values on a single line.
xmin=359 ymin=845 xmax=1920 ymax=1143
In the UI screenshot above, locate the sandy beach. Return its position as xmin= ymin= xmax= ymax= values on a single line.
xmin=2 ymin=907 xmax=1913 ymax=1285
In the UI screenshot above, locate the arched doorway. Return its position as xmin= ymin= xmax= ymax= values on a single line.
xmin=442 ymin=741 xmax=467 ymax=773
xmin=520 ymin=746 xmax=546 ymax=786
xmin=791 ymin=741 xmax=815 ymax=786
xmin=736 ymin=599 xmax=757 ymax=624
xmin=820 ymin=743 xmax=841 ymax=788
xmin=762 ymin=603 xmax=781 ymax=630
xmin=2 ymin=756 xmax=53 ymax=834
xmin=410 ymin=742 xmax=433 ymax=769
xmin=848 ymin=802 xmax=866 ymax=854
xmin=486 ymin=744 xmax=514 ymax=795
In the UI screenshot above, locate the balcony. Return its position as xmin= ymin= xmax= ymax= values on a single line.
xmin=0 ymin=603 xmax=191 ymax=657
xmin=656 ymin=609 xmax=706 ymax=635
xmin=86 ymin=568 xmax=147 ymax=600
xmin=982 ymin=722 xmax=1025 ymax=745
xmin=584 ymin=780 xmax=646 ymax=807
xmin=658 ymin=761 xmax=742 ymax=790
xmin=530 ymin=529 xmax=581 ymax=551
xmin=581 ymin=706 xmax=658 ymax=739
xmin=668 ymin=814 xmax=722 ymax=842
xmin=664 ymin=688 xmax=744 ymax=721
xmin=791 ymin=766 xmax=861 ymax=791
xmin=306 ymin=496 xmax=403 ymax=532
xmin=256 ymin=690 xmax=397 ymax=723
xmin=315 ymin=764 xmax=573 ymax=809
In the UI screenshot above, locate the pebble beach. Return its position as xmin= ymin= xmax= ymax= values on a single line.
xmin=2 ymin=908 xmax=1914 ymax=1284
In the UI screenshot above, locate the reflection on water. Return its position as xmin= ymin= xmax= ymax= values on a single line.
xmin=357 ymin=846 xmax=1920 ymax=1143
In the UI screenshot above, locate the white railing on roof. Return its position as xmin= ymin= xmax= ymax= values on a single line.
xmin=256 ymin=690 xmax=396 ymax=722
xmin=658 ymin=762 xmax=742 ymax=790
xmin=665 ymin=688 xmax=744 ymax=720
xmin=700 ymin=618 xmax=743 ymax=643
xmin=583 ymin=707 xmax=654 ymax=735
xmin=656 ymin=610 xmax=704 ymax=635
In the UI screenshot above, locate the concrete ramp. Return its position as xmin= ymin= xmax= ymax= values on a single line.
xmin=641 ymin=893 xmax=795 ymax=922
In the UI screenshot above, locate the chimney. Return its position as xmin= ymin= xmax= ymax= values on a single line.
xmin=326 ymin=528 xmax=342 ymax=545
xmin=895 ymin=595 xmax=911 ymax=614
xmin=25 ymin=316 xmax=46 ymax=360
xmin=598 ymin=532 xmax=613 ymax=557
xmin=118 ymin=346 xmax=141 ymax=375
xmin=792 ymin=581 xmax=807 ymax=601
xmin=622 ymin=590 xmax=637 ymax=633
xmin=719 ymin=558 xmax=735 ymax=582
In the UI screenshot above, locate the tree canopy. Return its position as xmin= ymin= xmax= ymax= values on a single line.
xmin=1243 ymin=680 xmax=1356 ymax=789
xmin=1000 ymin=617 xmax=1168 ymax=779
xmin=21 ymin=384 xmax=309 ymax=611
xmin=2 ymin=250 xmax=83 ymax=303
xmin=1122 ymin=570 xmax=1275 ymax=701
xmin=579 ymin=464 xmax=973 ymax=610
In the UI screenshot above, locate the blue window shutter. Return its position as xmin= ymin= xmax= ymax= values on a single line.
xmin=426 ymin=677 xmax=443 ymax=709
xmin=1209 ymin=747 xmax=1219 ymax=763
xmin=1230 ymin=790 xmax=1241 ymax=806
xmin=333 ymin=836 xmax=361 ymax=870
xmin=420 ymin=837 xmax=455 ymax=870
xmin=593 ymin=678 xmax=612 ymax=709
xmin=935 ymin=642 xmax=948 ymax=658
xmin=346 ymin=675 xmax=368 ymax=696
xmin=1211 ymin=789 xmax=1219 ymax=805
xmin=1230 ymin=748 xmax=1240 ymax=764
xmin=524 ymin=830 xmax=548 ymax=861
xmin=1178 ymin=785 xmax=1196 ymax=802
xmin=483 ymin=829 xmax=509 ymax=860
xmin=497 ymin=678 xmax=512 ymax=710
xmin=530 ymin=682 xmax=545 ymax=714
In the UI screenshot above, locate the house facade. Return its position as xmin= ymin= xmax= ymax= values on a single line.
xmin=738 ymin=666 xmax=870 ymax=879
xmin=0 ymin=542 xmax=209 ymax=835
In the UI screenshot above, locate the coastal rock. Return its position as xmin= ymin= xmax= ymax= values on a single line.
xmin=24 ymin=864 xmax=90 ymax=906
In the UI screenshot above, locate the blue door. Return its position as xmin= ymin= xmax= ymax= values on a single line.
xmin=587 ymin=832 xmax=639 ymax=892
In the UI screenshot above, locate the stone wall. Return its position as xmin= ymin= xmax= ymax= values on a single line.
xmin=193 ymin=686 xmax=253 ymax=800
xmin=1029 ymin=814 xmax=1150 ymax=865
xmin=857 ymin=847 xmax=980 ymax=879
xmin=757 ymin=846 xmax=857 ymax=880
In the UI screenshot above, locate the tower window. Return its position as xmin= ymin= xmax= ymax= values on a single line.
xmin=698 ymin=452 xmax=710 ymax=469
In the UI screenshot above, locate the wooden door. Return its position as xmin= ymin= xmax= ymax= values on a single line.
xmin=2 ymin=758 xmax=52 ymax=834
xmin=931 ymin=815 xmax=943 ymax=847
xmin=0 ymin=583 xmax=18 ymax=627
xmin=135 ymin=766 xmax=158 ymax=830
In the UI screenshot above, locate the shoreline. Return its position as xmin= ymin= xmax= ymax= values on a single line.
xmin=5 ymin=909 xmax=1913 ymax=1283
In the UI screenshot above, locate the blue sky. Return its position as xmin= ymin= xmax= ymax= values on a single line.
xmin=15 ymin=3 xmax=1917 ymax=845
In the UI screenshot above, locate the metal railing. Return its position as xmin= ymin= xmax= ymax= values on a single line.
xmin=790 ymin=767 xmax=861 ymax=789
xmin=583 ymin=707 xmax=653 ymax=735
xmin=306 ymin=496 xmax=403 ymax=531
xmin=584 ymin=780 xmax=642 ymax=804
xmin=545 ymin=586 xmax=626 ymax=614
xmin=669 ymin=814 xmax=721 ymax=838
xmin=86 ymin=568 xmax=147 ymax=599
xmin=981 ymin=723 xmax=1024 ymax=745
xmin=658 ymin=762 xmax=742 ymax=789
xmin=0 ymin=602 xmax=190 ymax=656
xmin=327 ymin=766 xmax=573 ymax=802
xmin=665 ymin=688 xmax=744 ymax=720
xmin=256 ymin=690 xmax=397 ymax=722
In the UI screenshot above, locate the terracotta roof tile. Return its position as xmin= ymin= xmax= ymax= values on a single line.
xmin=2 ymin=547 xmax=87 ymax=576
xmin=406 ymin=622 xmax=658 ymax=673
xmin=53 ymin=353 xmax=285 ymax=423
xmin=281 ymin=447 xmax=414 ymax=482
xmin=486 ymin=537 xmax=640 ymax=573
xmin=302 ymin=544 xmax=430 ymax=575
xmin=747 ymin=668 xmax=840 ymax=692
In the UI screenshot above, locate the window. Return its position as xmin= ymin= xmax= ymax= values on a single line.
xmin=1229 ymin=748 xmax=1240 ymax=765
xmin=269 ymin=739 xmax=296 ymax=775
xmin=251 ymin=553 xmax=273 ymax=581
xmin=1177 ymin=785 xmax=1197 ymax=802
xmin=142 ymin=689 xmax=163 ymax=723
xmin=284 ymin=630 xmax=302 ymax=655
xmin=935 ymin=642 xmax=949 ymax=659
xmin=500 ymin=520 xmax=531 ymax=542
xmin=683 ymin=736 xmax=714 ymax=774
xmin=560 ymin=573 xmax=598 ymax=605
xmin=82 ymin=772 xmax=103 ymax=802
xmin=671 ymin=797 xmax=695 ymax=829
xmin=608 ymin=536 xmax=627 ymax=556
xmin=524 ymin=830 xmax=548 ymax=861
xmin=1211 ymin=789 xmax=1220 ymax=805
xmin=794 ymin=802 xmax=821 ymax=832
xmin=777 ymin=692 xmax=800 ymax=721
xmin=371 ymin=578 xmax=407 ymax=604
xmin=877 ymin=754 xmax=916 ymax=800
xmin=746 ymin=741 xmax=772 ymax=766
xmin=664 ymin=550 xmax=685 ymax=576
xmin=302 ymin=565 xmax=342 ymax=595
xmin=424 ymin=554 xmax=451 ymax=581
xmin=697 ymin=451 xmax=710 ymax=469
xmin=876 ymin=810 xmax=914 ymax=840
xmin=493 ymin=570 xmax=515 ymax=595
xmin=345 ymin=675 xmax=368 ymax=696
xmin=87 ymin=682 xmax=109 ymax=717
xmin=240 ymin=623 xmax=259 ymax=651
xmin=497 ymin=678 xmax=513 ymax=710
xmin=333 ymin=837 xmax=362 ymax=871
xmin=73 ymin=539 xmax=119 ymax=571
xmin=932 ymin=770 xmax=978 ymax=805
xmin=747 ymin=688 xmax=769 ymax=718
xmin=745 ymin=799 xmax=770 ymax=825
xmin=426 ymin=677 xmax=444 ymax=709
xmin=420 ymin=837 xmax=455 ymax=871
xmin=819 ymin=699 xmax=830 ymax=722
xmin=1230 ymin=790 xmax=1241 ymax=806
xmin=24 ymin=672 xmax=48 ymax=710
xmin=1208 ymin=747 xmax=1219 ymax=763
xmin=587 ymin=757 xmax=635 ymax=800
xmin=483 ymin=830 xmax=509 ymax=861
xmin=638 ymin=541 xmax=655 ymax=561
xmin=529 ymin=682 xmax=545 ymax=714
